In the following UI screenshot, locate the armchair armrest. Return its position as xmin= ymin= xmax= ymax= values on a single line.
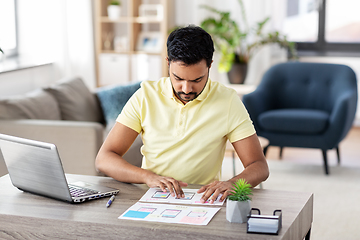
xmin=324 ymin=90 xmax=357 ymax=148
xmin=0 ymin=120 xmax=105 ymax=176
xmin=242 ymin=89 xmax=273 ymax=132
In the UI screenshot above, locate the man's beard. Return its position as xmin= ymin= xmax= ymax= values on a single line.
xmin=174 ymin=91 xmax=198 ymax=102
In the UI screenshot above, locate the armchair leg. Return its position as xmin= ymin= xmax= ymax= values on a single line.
xmin=279 ymin=147 xmax=283 ymax=159
xmin=322 ymin=150 xmax=329 ymax=175
xmin=336 ymin=147 xmax=340 ymax=165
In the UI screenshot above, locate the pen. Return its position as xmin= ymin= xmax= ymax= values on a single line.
xmin=106 ymin=195 xmax=116 ymax=208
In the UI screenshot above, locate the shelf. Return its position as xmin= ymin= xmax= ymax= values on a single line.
xmin=100 ymin=17 xmax=163 ymax=23
xmin=101 ymin=50 xmax=132 ymax=54
xmin=100 ymin=17 xmax=133 ymax=23
xmin=100 ymin=50 xmax=162 ymax=55
xmin=94 ymin=0 xmax=169 ymax=86
xmin=135 ymin=17 xmax=163 ymax=23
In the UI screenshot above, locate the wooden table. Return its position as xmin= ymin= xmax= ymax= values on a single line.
xmin=0 ymin=174 xmax=313 ymax=240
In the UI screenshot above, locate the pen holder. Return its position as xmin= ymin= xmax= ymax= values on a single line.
xmin=247 ymin=208 xmax=282 ymax=235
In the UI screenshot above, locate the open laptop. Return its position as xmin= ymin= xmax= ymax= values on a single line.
xmin=0 ymin=133 xmax=119 ymax=203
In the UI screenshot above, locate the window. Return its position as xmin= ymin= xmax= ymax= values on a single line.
xmin=0 ymin=0 xmax=18 ymax=57
xmin=325 ymin=0 xmax=360 ymax=43
xmin=280 ymin=0 xmax=360 ymax=55
xmin=283 ymin=0 xmax=319 ymax=42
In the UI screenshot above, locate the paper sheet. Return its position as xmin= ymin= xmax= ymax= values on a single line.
xmin=139 ymin=188 xmax=225 ymax=206
xmin=119 ymin=202 xmax=221 ymax=225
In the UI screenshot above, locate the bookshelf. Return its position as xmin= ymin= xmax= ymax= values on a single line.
xmin=94 ymin=0 xmax=169 ymax=86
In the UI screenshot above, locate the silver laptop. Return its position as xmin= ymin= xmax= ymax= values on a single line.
xmin=0 ymin=133 xmax=119 ymax=203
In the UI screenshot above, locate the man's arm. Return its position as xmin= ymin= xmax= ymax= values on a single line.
xmin=95 ymin=122 xmax=187 ymax=197
xmin=197 ymin=134 xmax=269 ymax=203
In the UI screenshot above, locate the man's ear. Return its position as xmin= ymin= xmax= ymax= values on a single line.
xmin=209 ymin=60 xmax=213 ymax=69
xmin=166 ymin=57 xmax=170 ymax=66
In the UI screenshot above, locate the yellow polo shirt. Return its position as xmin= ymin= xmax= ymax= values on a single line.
xmin=117 ymin=77 xmax=255 ymax=185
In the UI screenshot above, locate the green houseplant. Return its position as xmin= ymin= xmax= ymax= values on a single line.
xmin=109 ymin=0 xmax=120 ymax=5
xmin=200 ymin=0 xmax=297 ymax=84
xmin=226 ymin=179 xmax=253 ymax=223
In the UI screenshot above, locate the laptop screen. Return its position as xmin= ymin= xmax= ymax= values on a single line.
xmin=0 ymin=134 xmax=73 ymax=202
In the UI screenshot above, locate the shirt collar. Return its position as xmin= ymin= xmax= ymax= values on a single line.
xmin=162 ymin=77 xmax=211 ymax=103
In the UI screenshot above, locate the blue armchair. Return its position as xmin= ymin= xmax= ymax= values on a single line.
xmin=243 ymin=62 xmax=358 ymax=174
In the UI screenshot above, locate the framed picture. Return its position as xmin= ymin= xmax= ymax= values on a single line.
xmin=136 ymin=32 xmax=163 ymax=53
xmin=139 ymin=4 xmax=163 ymax=20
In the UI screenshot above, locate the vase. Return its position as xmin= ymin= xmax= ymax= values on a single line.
xmin=227 ymin=63 xmax=248 ymax=84
xmin=107 ymin=5 xmax=121 ymax=20
xmin=226 ymin=199 xmax=251 ymax=223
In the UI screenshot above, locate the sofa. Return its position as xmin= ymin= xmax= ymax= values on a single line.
xmin=0 ymin=77 xmax=142 ymax=177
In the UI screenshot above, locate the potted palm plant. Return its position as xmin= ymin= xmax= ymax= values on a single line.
xmin=107 ymin=0 xmax=122 ymax=20
xmin=226 ymin=179 xmax=253 ymax=223
xmin=200 ymin=0 xmax=297 ymax=84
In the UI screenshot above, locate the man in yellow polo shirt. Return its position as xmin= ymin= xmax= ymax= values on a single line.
xmin=96 ymin=25 xmax=269 ymax=204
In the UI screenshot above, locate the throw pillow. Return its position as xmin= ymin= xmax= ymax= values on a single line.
xmin=96 ymin=82 xmax=141 ymax=127
xmin=0 ymin=89 xmax=61 ymax=120
xmin=44 ymin=77 xmax=103 ymax=122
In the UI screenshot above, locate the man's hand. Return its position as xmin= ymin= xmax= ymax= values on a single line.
xmin=197 ymin=180 xmax=235 ymax=204
xmin=144 ymin=173 xmax=188 ymax=198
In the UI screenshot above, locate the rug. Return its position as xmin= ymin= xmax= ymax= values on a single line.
xmin=221 ymin=158 xmax=360 ymax=240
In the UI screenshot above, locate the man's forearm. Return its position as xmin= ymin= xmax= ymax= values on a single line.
xmin=228 ymin=160 xmax=269 ymax=187
xmin=95 ymin=151 xmax=152 ymax=184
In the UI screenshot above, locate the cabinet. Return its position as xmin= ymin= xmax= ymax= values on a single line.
xmin=94 ymin=0 xmax=169 ymax=86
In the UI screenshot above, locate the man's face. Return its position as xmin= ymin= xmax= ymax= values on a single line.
xmin=168 ymin=59 xmax=211 ymax=104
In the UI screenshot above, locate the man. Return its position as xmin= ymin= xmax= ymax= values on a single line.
xmin=96 ymin=25 xmax=269 ymax=204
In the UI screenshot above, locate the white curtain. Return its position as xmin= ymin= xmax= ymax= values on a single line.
xmin=17 ymin=0 xmax=96 ymax=89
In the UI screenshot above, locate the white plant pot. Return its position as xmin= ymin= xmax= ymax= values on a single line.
xmin=107 ymin=5 xmax=121 ymax=20
xmin=226 ymin=199 xmax=251 ymax=223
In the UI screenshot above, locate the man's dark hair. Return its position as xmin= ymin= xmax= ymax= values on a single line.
xmin=167 ymin=25 xmax=214 ymax=67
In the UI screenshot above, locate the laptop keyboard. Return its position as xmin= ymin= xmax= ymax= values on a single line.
xmin=69 ymin=185 xmax=99 ymax=197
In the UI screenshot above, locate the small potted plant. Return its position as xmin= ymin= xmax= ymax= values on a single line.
xmin=107 ymin=0 xmax=121 ymax=20
xmin=226 ymin=178 xmax=253 ymax=223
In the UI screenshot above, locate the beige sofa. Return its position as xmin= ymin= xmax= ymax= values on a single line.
xmin=0 ymin=77 xmax=142 ymax=177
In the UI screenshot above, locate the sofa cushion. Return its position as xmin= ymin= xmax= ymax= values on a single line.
xmin=258 ymin=109 xmax=329 ymax=134
xmin=96 ymin=82 xmax=141 ymax=127
xmin=44 ymin=77 xmax=103 ymax=122
xmin=0 ymin=89 xmax=61 ymax=120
